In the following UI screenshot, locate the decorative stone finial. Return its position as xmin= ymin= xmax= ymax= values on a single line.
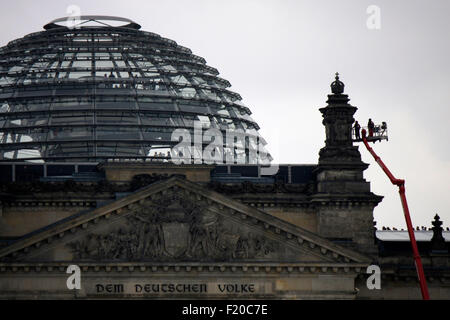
xmin=432 ymin=214 xmax=443 ymax=229
xmin=431 ymin=214 xmax=447 ymax=252
xmin=330 ymin=72 xmax=345 ymax=94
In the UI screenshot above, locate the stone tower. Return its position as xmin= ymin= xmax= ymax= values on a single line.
xmin=313 ymin=73 xmax=382 ymax=256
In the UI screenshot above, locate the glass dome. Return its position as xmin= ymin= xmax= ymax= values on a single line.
xmin=0 ymin=16 xmax=269 ymax=162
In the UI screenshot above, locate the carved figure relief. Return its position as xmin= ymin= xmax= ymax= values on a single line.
xmin=68 ymin=194 xmax=277 ymax=261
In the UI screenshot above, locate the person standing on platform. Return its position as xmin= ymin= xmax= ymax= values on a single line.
xmin=368 ymin=118 xmax=375 ymax=137
xmin=381 ymin=121 xmax=387 ymax=135
xmin=353 ymin=121 xmax=361 ymax=140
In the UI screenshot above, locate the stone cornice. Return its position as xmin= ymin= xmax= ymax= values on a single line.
xmin=314 ymin=161 xmax=369 ymax=171
xmin=0 ymin=177 xmax=372 ymax=265
xmin=4 ymin=200 xmax=98 ymax=208
xmin=310 ymin=193 xmax=384 ymax=206
xmin=0 ymin=262 xmax=368 ymax=275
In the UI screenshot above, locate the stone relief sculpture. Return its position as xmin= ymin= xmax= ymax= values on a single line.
xmin=68 ymin=193 xmax=277 ymax=261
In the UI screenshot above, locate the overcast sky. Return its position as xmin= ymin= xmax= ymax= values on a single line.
xmin=1 ymin=0 xmax=449 ymax=230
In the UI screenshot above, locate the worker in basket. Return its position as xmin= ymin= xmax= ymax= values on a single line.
xmin=368 ymin=118 xmax=375 ymax=137
xmin=381 ymin=121 xmax=387 ymax=135
xmin=353 ymin=121 xmax=361 ymax=140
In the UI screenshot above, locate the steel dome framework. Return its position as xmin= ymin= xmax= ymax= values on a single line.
xmin=0 ymin=16 xmax=269 ymax=162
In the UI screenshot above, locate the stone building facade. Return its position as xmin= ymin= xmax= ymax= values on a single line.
xmin=0 ymin=17 xmax=448 ymax=299
xmin=0 ymin=76 xmax=448 ymax=299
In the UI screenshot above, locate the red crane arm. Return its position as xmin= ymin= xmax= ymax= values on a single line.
xmin=361 ymin=128 xmax=430 ymax=300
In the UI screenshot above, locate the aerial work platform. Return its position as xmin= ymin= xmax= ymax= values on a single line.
xmin=352 ymin=122 xmax=388 ymax=143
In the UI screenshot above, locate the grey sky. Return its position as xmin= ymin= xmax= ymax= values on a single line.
xmin=1 ymin=0 xmax=449 ymax=229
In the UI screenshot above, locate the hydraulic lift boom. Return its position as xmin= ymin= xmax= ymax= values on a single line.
xmin=360 ymin=128 xmax=430 ymax=300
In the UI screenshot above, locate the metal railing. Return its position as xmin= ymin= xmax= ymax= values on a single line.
xmin=352 ymin=124 xmax=388 ymax=141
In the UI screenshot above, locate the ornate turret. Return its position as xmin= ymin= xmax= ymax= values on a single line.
xmin=313 ymin=74 xmax=382 ymax=256
xmin=316 ymin=73 xmax=370 ymax=194
xmin=318 ymin=73 xmax=363 ymax=163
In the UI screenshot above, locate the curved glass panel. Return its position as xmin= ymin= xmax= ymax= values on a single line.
xmin=0 ymin=21 xmax=268 ymax=162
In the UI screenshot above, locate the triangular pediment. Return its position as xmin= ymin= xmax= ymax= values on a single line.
xmin=0 ymin=177 xmax=370 ymax=266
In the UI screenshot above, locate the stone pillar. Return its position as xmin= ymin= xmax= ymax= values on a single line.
xmin=313 ymin=73 xmax=382 ymax=256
